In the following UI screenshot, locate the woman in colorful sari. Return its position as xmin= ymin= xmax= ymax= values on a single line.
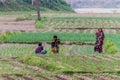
xmin=94 ymin=28 xmax=104 ymax=53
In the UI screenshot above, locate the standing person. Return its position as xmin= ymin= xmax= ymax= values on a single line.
xmin=98 ymin=28 xmax=104 ymax=53
xmin=94 ymin=28 xmax=104 ymax=53
xmin=94 ymin=30 xmax=99 ymax=52
xmin=51 ymin=35 xmax=60 ymax=53
xmin=35 ymin=43 xmax=47 ymax=54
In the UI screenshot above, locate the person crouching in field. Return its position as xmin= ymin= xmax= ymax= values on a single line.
xmin=94 ymin=28 xmax=104 ymax=53
xmin=35 ymin=43 xmax=47 ymax=54
xmin=51 ymin=35 xmax=61 ymax=53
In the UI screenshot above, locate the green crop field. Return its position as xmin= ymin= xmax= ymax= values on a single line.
xmin=1 ymin=9 xmax=120 ymax=79
xmin=1 ymin=32 xmax=120 ymax=48
xmin=3 ymin=32 xmax=95 ymax=43
xmin=0 ymin=44 xmax=120 ymax=79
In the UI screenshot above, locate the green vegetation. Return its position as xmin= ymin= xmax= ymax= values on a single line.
xmin=0 ymin=43 xmax=119 ymax=73
xmin=2 ymin=32 xmax=120 ymax=48
xmin=104 ymin=40 xmax=118 ymax=54
xmin=0 ymin=11 xmax=36 ymax=15
xmin=0 ymin=56 xmax=52 ymax=79
xmin=0 ymin=0 xmax=73 ymax=12
xmin=35 ymin=17 xmax=47 ymax=28
xmin=0 ymin=44 xmax=119 ymax=73
xmin=15 ymin=14 xmax=36 ymax=21
xmin=0 ymin=7 xmax=120 ymax=79
xmin=17 ymin=53 xmax=120 ymax=72
xmin=42 ymin=17 xmax=120 ymax=28
xmin=0 ymin=32 xmax=21 ymax=43
xmin=35 ymin=20 xmax=45 ymax=28
xmin=3 ymin=32 xmax=95 ymax=43
xmin=18 ymin=54 xmax=71 ymax=72
xmin=0 ymin=0 xmax=34 ymax=11
xmin=39 ymin=0 xmax=73 ymax=12
xmin=0 ymin=45 xmax=35 ymax=57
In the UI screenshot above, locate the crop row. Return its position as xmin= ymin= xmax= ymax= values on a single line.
xmin=0 ymin=56 xmax=57 ymax=80
xmin=3 ymin=32 xmax=95 ymax=43
xmin=43 ymin=17 xmax=120 ymax=29
xmin=0 ymin=55 xmax=120 ymax=80
xmin=2 ymin=32 xmax=120 ymax=48
xmin=0 ymin=44 xmax=120 ymax=79
xmin=0 ymin=44 xmax=120 ymax=72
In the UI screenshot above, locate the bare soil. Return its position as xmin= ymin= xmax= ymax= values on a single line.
xmin=0 ymin=14 xmax=41 ymax=33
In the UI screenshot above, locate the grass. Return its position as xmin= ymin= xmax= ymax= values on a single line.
xmin=0 ymin=61 xmax=33 ymax=76
xmin=0 ymin=10 xmax=74 ymax=15
xmin=0 ymin=43 xmax=116 ymax=73
xmin=17 ymin=53 xmax=120 ymax=73
xmin=0 ymin=58 xmax=53 ymax=79
xmin=0 ymin=42 xmax=120 ymax=79
xmin=0 ymin=45 xmax=35 ymax=57
xmin=15 ymin=14 xmax=36 ymax=21
xmin=70 ymin=45 xmax=99 ymax=54
xmin=0 ymin=11 xmax=36 ymax=15
xmin=0 ymin=12 xmax=120 ymax=79
xmin=8 ymin=14 xmax=120 ymax=30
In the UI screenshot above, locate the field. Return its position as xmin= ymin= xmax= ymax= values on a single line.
xmin=0 ymin=12 xmax=120 ymax=80
xmin=75 ymin=8 xmax=120 ymax=13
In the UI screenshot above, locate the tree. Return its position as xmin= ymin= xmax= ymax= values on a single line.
xmin=36 ymin=0 xmax=41 ymax=20
xmin=32 ymin=0 xmax=34 ymax=5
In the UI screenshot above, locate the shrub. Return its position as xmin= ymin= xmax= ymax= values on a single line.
xmin=35 ymin=20 xmax=45 ymax=29
xmin=35 ymin=17 xmax=47 ymax=29
xmin=104 ymin=40 xmax=118 ymax=54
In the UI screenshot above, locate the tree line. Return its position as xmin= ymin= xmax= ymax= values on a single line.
xmin=0 ymin=0 xmax=72 ymax=11
xmin=23 ymin=0 xmax=72 ymax=11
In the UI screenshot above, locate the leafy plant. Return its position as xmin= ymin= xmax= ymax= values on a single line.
xmin=104 ymin=40 xmax=118 ymax=54
xmin=35 ymin=17 xmax=47 ymax=29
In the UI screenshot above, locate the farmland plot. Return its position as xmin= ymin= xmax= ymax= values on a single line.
xmin=38 ymin=17 xmax=120 ymax=33
xmin=1 ymin=13 xmax=120 ymax=80
xmin=1 ymin=14 xmax=120 ymax=33
xmin=0 ymin=44 xmax=120 ymax=80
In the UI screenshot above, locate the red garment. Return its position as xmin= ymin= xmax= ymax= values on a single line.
xmin=94 ymin=29 xmax=104 ymax=53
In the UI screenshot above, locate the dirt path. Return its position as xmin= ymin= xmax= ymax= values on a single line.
xmin=0 ymin=14 xmax=44 ymax=33
xmin=0 ymin=20 xmax=39 ymax=33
